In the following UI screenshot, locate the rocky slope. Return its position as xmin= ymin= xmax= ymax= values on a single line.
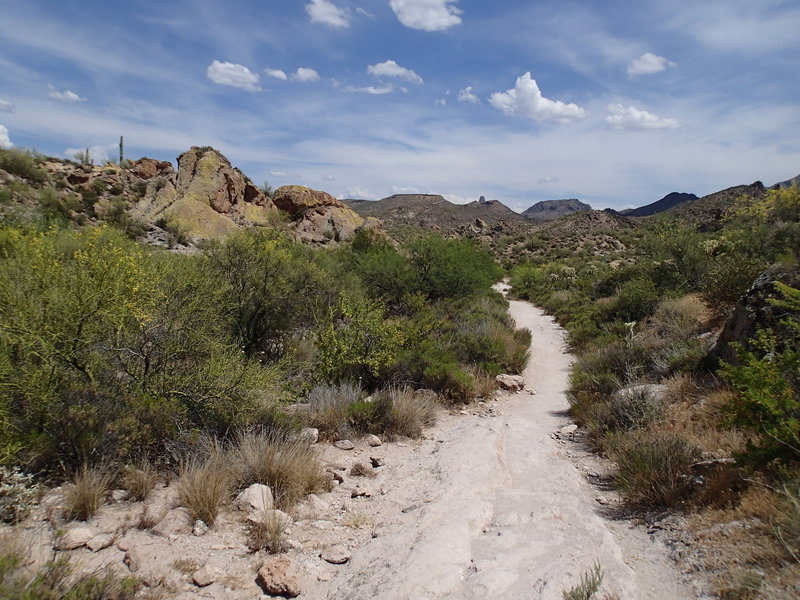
xmin=662 ymin=182 xmax=768 ymax=231
xmin=0 ymin=146 xmax=372 ymax=246
xmin=619 ymin=192 xmax=698 ymax=217
xmin=521 ymin=198 xmax=592 ymax=222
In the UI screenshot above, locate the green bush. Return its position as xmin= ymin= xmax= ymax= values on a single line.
xmin=595 ymin=387 xmax=665 ymax=435
xmin=0 ymin=148 xmax=47 ymax=184
xmin=609 ymin=430 xmax=698 ymax=507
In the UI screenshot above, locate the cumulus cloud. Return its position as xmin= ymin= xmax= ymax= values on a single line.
xmin=367 ymin=60 xmax=423 ymax=84
xmin=48 ymin=84 xmax=85 ymax=102
xmin=291 ymin=67 xmax=321 ymax=82
xmin=605 ymin=104 xmax=680 ymax=130
xmin=206 ymin=61 xmax=261 ymax=91
xmin=265 ymin=68 xmax=288 ymax=81
xmin=389 ymin=0 xmax=462 ymax=31
xmin=626 ymin=52 xmax=674 ymax=77
xmin=345 ymin=84 xmax=394 ymax=95
xmin=457 ymin=86 xmax=479 ymax=104
xmin=0 ymin=124 xmax=12 ymax=148
xmin=0 ymin=99 xmax=13 ymax=113
xmin=305 ymin=0 xmax=349 ymax=28
xmin=489 ymin=73 xmax=586 ymax=123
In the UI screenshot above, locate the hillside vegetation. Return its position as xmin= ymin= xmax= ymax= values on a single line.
xmin=510 ymin=184 xmax=800 ymax=598
xmin=0 ymin=146 xmax=527 ymax=488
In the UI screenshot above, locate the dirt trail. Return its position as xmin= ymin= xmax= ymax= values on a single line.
xmin=324 ymin=298 xmax=696 ymax=599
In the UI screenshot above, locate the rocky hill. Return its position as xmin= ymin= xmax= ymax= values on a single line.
xmin=619 ymin=192 xmax=698 ymax=217
xmin=344 ymin=194 xmax=531 ymax=241
xmin=521 ymin=199 xmax=591 ymax=222
xmin=776 ymin=174 xmax=800 ymax=189
xmin=0 ymin=146 xmax=374 ymax=246
xmin=662 ymin=182 xmax=768 ymax=231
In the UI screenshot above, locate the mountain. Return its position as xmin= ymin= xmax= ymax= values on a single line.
xmin=619 ymin=192 xmax=698 ymax=217
xmin=344 ymin=194 xmax=530 ymax=240
xmin=521 ymin=199 xmax=592 ymax=222
xmin=775 ymin=174 xmax=800 ymax=189
xmin=663 ymin=182 xmax=768 ymax=231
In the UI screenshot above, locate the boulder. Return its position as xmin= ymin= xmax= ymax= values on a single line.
xmin=192 ymin=565 xmax=219 ymax=587
xmin=294 ymin=205 xmax=365 ymax=244
xmin=55 ymin=527 xmax=96 ymax=550
xmin=246 ymin=509 xmax=293 ymax=531
xmin=364 ymin=434 xmax=382 ymax=447
xmin=496 ymin=374 xmax=525 ymax=392
xmin=127 ymin=157 xmax=174 ymax=180
xmin=233 ymin=483 xmax=274 ymax=513
xmin=334 ymin=440 xmax=355 ymax=451
xmin=151 ymin=508 xmax=192 ymax=538
xmin=257 ymin=556 xmax=302 ymax=597
xmin=298 ymin=427 xmax=319 ymax=444
xmin=272 ymin=185 xmax=345 ymax=217
xmin=86 ymin=533 xmax=115 ymax=552
xmin=320 ymin=545 xmax=351 ymax=565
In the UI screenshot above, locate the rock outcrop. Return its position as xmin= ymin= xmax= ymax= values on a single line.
xmin=707 ymin=265 xmax=800 ymax=367
xmin=274 ymin=185 xmax=365 ymax=244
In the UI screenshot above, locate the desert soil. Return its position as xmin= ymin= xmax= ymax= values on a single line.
xmin=8 ymin=295 xmax=703 ymax=599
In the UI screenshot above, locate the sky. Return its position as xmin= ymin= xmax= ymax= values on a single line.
xmin=0 ymin=0 xmax=798 ymax=212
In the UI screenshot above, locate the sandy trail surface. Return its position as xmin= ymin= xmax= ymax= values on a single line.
xmin=323 ymin=298 xmax=695 ymax=599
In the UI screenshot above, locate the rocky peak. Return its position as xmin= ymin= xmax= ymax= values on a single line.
xmin=127 ymin=157 xmax=174 ymax=180
xmin=272 ymin=185 xmax=345 ymax=218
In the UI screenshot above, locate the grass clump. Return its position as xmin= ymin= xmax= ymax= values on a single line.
xmin=562 ymin=562 xmax=604 ymax=600
xmin=386 ymin=388 xmax=438 ymax=439
xmin=177 ymin=454 xmax=230 ymax=525
xmin=63 ymin=465 xmax=112 ymax=521
xmin=229 ymin=431 xmax=327 ymax=510
xmin=246 ymin=513 xmax=289 ymax=554
xmin=609 ymin=431 xmax=698 ymax=507
xmin=121 ymin=462 xmax=158 ymax=502
xmin=596 ymin=387 xmax=665 ymax=435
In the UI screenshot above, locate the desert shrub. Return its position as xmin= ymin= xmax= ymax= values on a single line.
xmin=645 ymin=295 xmax=705 ymax=340
xmin=351 ymin=244 xmax=416 ymax=308
xmin=315 ymin=295 xmax=404 ymax=385
xmin=407 ymin=235 xmax=502 ymax=300
xmin=228 ymin=431 xmax=327 ymax=510
xmin=345 ymin=397 xmax=393 ymax=434
xmin=649 ymin=339 xmax=705 ymax=377
xmin=775 ymin=480 xmax=800 ymax=561
xmin=122 ymin=462 xmax=158 ymax=502
xmin=387 ymin=388 xmax=438 ymax=438
xmin=0 ymin=467 xmax=40 ymax=523
xmin=305 ymin=381 xmax=363 ymax=437
xmin=562 ymin=562 xmax=604 ymax=600
xmin=608 ymin=278 xmax=660 ymax=322
xmin=177 ymin=454 xmax=230 ymax=525
xmin=420 ymin=353 xmax=474 ymax=402
xmin=595 ymin=387 xmax=665 ymax=435
xmin=609 ymin=430 xmax=698 ymax=507
xmin=349 ymin=462 xmax=374 ymax=478
xmin=0 ymin=148 xmax=47 ymax=184
xmin=63 ymin=465 xmax=112 ymax=521
xmin=0 ymin=546 xmax=138 ymax=599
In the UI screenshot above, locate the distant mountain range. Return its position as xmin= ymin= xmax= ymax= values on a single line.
xmin=521 ymin=199 xmax=592 ymax=222
xmin=618 ymin=192 xmax=698 ymax=217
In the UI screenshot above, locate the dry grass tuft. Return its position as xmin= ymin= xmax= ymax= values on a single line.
xmin=388 ymin=388 xmax=438 ymax=439
xmin=229 ymin=431 xmax=328 ymax=510
xmin=471 ymin=369 xmax=497 ymax=399
xmin=177 ymin=454 xmax=230 ymax=526
xmin=122 ymin=461 xmax=158 ymax=502
xmin=246 ymin=513 xmax=289 ymax=554
xmin=63 ymin=465 xmax=112 ymax=521
xmin=349 ymin=462 xmax=375 ymax=478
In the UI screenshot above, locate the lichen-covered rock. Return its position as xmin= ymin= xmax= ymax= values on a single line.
xmin=295 ymin=205 xmax=365 ymax=244
xmin=273 ymin=185 xmax=344 ymax=217
xmin=127 ymin=157 xmax=174 ymax=180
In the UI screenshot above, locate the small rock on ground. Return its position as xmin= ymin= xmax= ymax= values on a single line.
xmin=55 ymin=527 xmax=95 ymax=551
xmin=334 ymin=440 xmax=355 ymax=450
xmin=321 ymin=545 xmax=351 ymax=564
xmin=257 ymin=555 xmax=302 ymax=597
xmin=364 ymin=434 xmax=382 ymax=447
xmin=192 ymin=565 xmax=219 ymax=587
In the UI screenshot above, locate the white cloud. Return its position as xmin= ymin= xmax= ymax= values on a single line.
xmin=269 ymin=169 xmax=290 ymax=177
xmin=537 ymin=176 xmax=560 ymax=184
xmin=605 ymin=104 xmax=680 ymax=130
xmin=305 ymin=0 xmax=349 ymax=28
xmin=345 ymin=84 xmax=394 ymax=95
xmin=291 ymin=67 xmax=321 ymax=82
xmin=64 ymin=144 xmax=116 ymax=164
xmin=367 ymin=60 xmax=423 ymax=84
xmin=0 ymin=99 xmax=13 ymax=113
xmin=206 ymin=60 xmax=260 ymax=91
xmin=626 ymin=52 xmax=674 ymax=77
xmin=435 ymin=98 xmax=447 ymax=106
xmin=489 ymin=73 xmax=586 ymax=123
xmin=265 ymin=68 xmax=288 ymax=81
xmin=339 ymin=185 xmax=375 ymax=199
xmin=0 ymin=124 xmax=12 ymax=148
xmin=48 ymin=84 xmax=85 ymax=102
xmin=457 ymin=86 xmax=479 ymax=104
xmin=389 ymin=0 xmax=462 ymax=31
xmin=322 ymin=174 xmax=336 ymax=181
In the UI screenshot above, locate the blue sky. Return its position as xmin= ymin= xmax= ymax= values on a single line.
xmin=0 ymin=0 xmax=798 ymax=211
